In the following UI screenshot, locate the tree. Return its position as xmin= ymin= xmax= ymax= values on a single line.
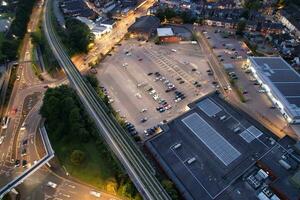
xmin=243 ymin=0 xmax=262 ymax=10
xmin=277 ymin=0 xmax=286 ymax=7
xmin=240 ymin=10 xmax=250 ymax=20
xmin=76 ymin=128 xmax=90 ymax=142
xmin=85 ymin=74 xmax=99 ymax=89
xmin=65 ymin=18 xmax=94 ymax=53
xmin=70 ymin=150 xmax=85 ymax=165
xmin=155 ymin=8 xmax=177 ymax=22
xmin=1 ymin=40 xmax=19 ymax=60
xmin=161 ymin=179 xmax=180 ymax=200
xmin=236 ymin=20 xmax=246 ymax=36
xmin=180 ymin=11 xmax=196 ymax=24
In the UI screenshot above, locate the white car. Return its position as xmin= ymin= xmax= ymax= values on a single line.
xmin=47 ymin=181 xmax=57 ymax=189
xmin=258 ymin=89 xmax=266 ymax=93
xmin=90 ymin=191 xmax=101 ymax=198
xmin=140 ymin=108 xmax=147 ymax=113
xmin=0 ymin=136 xmax=4 ymax=145
xmin=20 ymin=122 xmax=26 ymax=131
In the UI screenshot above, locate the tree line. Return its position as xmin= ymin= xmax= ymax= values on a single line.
xmin=0 ymin=0 xmax=37 ymax=62
xmin=40 ymin=85 xmax=142 ymax=199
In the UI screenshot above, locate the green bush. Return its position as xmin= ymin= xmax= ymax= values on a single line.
xmin=70 ymin=150 xmax=86 ymax=165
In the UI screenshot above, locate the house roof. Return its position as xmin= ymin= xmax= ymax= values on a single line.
xmin=128 ymin=15 xmax=160 ymax=34
xmin=157 ymin=28 xmax=174 ymax=37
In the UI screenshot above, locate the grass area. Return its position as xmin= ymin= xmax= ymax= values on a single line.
xmin=243 ymin=40 xmax=264 ymax=56
xmin=230 ymin=79 xmax=246 ymax=103
xmin=50 ymin=136 xmax=117 ymax=189
xmin=30 ymin=47 xmax=44 ymax=81
xmin=0 ymin=13 xmax=14 ymax=19
xmin=4 ymin=65 xmax=17 ymax=105
xmin=41 ymin=86 xmax=140 ymax=198
xmin=0 ymin=32 xmax=5 ymax=60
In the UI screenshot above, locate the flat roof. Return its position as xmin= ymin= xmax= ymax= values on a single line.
xmin=157 ymin=28 xmax=174 ymax=37
xmin=146 ymin=93 xmax=277 ymax=200
xmin=249 ymin=57 xmax=300 ymax=120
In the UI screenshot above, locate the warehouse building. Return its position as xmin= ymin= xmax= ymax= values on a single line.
xmin=157 ymin=27 xmax=181 ymax=43
xmin=146 ymin=93 xmax=300 ymax=200
xmin=128 ymin=15 xmax=160 ymax=39
xmin=248 ymin=57 xmax=300 ymax=124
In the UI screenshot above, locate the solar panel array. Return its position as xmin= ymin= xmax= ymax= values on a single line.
xmin=197 ymin=99 xmax=222 ymax=117
xmin=182 ymin=113 xmax=241 ymax=166
xmin=240 ymin=131 xmax=255 ymax=143
xmin=239 ymin=126 xmax=263 ymax=143
xmin=248 ymin=126 xmax=263 ymax=138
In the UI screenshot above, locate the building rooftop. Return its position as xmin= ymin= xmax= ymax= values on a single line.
xmin=128 ymin=15 xmax=160 ymax=34
xmin=157 ymin=28 xmax=174 ymax=37
xmin=145 ymin=93 xmax=300 ymax=200
xmin=101 ymin=19 xmax=116 ymax=26
xmin=249 ymin=57 xmax=300 ymax=121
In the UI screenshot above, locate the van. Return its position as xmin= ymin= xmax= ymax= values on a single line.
xmin=20 ymin=122 xmax=26 ymax=131
xmin=47 ymin=181 xmax=57 ymax=189
xmin=234 ymin=127 xmax=240 ymax=133
xmin=220 ymin=115 xmax=226 ymax=120
xmin=187 ymin=157 xmax=196 ymax=164
xmin=174 ymin=143 xmax=181 ymax=149
xmin=258 ymin=89 xmax=266 ymax=93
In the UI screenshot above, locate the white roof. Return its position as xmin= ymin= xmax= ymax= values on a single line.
xmin=157 ymin=28 xmax=174 ymax=37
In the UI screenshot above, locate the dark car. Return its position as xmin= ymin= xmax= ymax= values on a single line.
xmin=21 ymin=148 xmax=27 ymax=156
xmin=191 ymin=68 xmax=197 ymax=72
xmin=147 ymin=72 xmax=153 ymax=76
xmin=128 ymin=127 xmax=136 ymax=132
xmin=176 ymin=77 xmax=182 ymax=81
xmin=130 ymin=131 xmax=138 ymax=136
xmin=15 ymin=159 xmax=20 ymax=167
xmin=165 ymin=87 xmax=176 ymax=93
xmin=179 ymin=80 xmax=185 ymax=84
xmin=22 ymin=160 xmax=27 ymax=168
xmin=22 ymin=139 xmax=28 ymax=145
xmin=140 ymin=118 xmax=147 ymax=123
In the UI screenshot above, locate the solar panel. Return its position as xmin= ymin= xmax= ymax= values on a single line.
xmin=240 ymin=131 xmax=255 ymax=143
xmin=182 ymin=113 xmax=241 ymax=166
xmin=197 ymin=99 xmax=222 ymax=117
xmin=248 ymin=126 xmax=263 ymax=138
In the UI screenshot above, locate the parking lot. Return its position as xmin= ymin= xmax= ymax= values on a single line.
xmin=96 ymin=39 xmax=215 ymax=138
xmin=199 ymin=26 xmax=295 ymax=138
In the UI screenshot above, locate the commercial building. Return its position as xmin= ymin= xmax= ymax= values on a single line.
xmin=157 ymin=28 xmax=181 ymax=43
xmin=76 ymin=16 xmax=111 ymax=39
xmin=146 ymin=93 xmax=300 ymax=200
xmin=100 ymin=19 xmax=116 ymax=30
xmin=128 ymin=16 xmax=160 ymax=39
xmin=248 ymin=57 xmax=300 ymax=124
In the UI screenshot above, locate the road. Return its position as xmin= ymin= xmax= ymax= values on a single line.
xmin=74 ymin=0 xmax=155 ymax=68
xmin=43 ymin=0 xmax=170 ymax=199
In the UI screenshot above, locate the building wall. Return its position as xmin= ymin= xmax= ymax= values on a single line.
xmin=159 ymin=36 xmax=181 ymax=43
xmin=248 ymin=59 xmax=298 ymax=124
